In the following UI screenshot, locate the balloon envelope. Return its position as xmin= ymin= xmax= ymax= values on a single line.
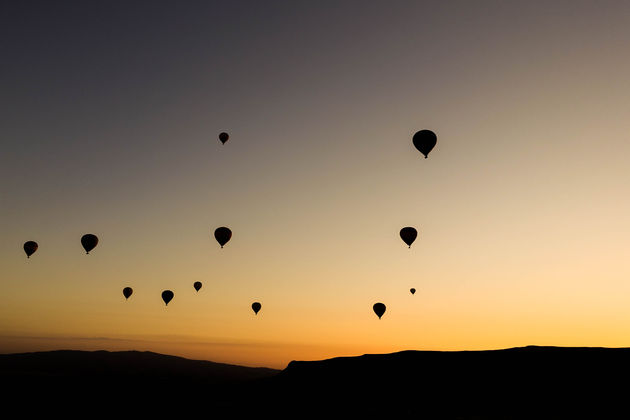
xmin=123 ymin=287 xmax=133 ymax=300
xmin=252 ymin=302 xmax=261 ymax=315
xmin=162 ymin=290 xmax=174 ymax=306
xmin=81 ymin=234 xmax=99 ymax=254
xmin=194 ymin=281 xmax=202 ymax=292
xmin=399 ymin=227 xmax=418 ymax=248
xmin=410 ymin=288 xmax=416 ymax=295
xmin=23 ymin=241 xmax=38 ymax=258
xmin=214 ymin=227 xmax=232 ymax=248
xmin=412 ymin=130 xmax=437 ymax=158
xmin=219 ymin=132 xmax=229 ymax=144
xmin=373 ymin=303 xmax=386 ymax=319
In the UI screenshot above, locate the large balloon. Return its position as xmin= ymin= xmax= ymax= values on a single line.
xmin=373 ymin=303 xmax=386 ymax=319
xmin=162 ymin=290 xmax=174 ymax=306
xmin=194 ymin=281 xmax=202 ymax=292
xmin=214 ymin=227 xmax=232 ymax=248
xmin=81 ymin=234 xmax=99 ymax=254
xmin=219 ymin=132 xmax=229 ymax=145
xmin=251 ymin=302 xmax=261 ymax=315
xmin=410 ymin=288 xmax=416 ymax=295
xmin=23 ymin=241 xmax=38 ymax=258
xmin=412 ymin=130 xmax=437 ymax=158
xmin=123 ymin=287 xmax=133 ymax=300
xmin=399 ymin=227 xmax=417 ymax=248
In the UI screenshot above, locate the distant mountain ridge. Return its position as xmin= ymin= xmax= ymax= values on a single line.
xmin=0 ymin=349 xmax=277 ymax=382
xmin=284 ymin=344 xmax=630 ymax=372
xmin=280 ymin=345 xmax=630 ymax=417
xmin=3 ymin=346 xmax=630 ymax=417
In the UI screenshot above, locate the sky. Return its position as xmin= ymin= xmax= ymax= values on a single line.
xmin=2 ymin=0 xmax=630 ymax=369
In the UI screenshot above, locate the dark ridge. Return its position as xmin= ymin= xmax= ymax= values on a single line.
xmin=0 ymin=349 xmax=277 ymax=382
xmin=0 ymin=349 xmax=279 ymax=415
xmin=276 ymin=346 xmax=630 ymax=417
xmin=4 ymin=346 xmax=630 ymax=417
xmin=283 ymin=344 xmax=624 ymax=372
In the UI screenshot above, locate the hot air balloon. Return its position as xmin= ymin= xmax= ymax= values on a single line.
xmin=219 ymin=132 xmax=229 ymax=145
xmin=123 ymin=287 xmax=133 ymax=300
xmin=214 ymin=227 xmax=232 ymax=248
xmin=410 ymin=288 xmax=416 ymax=295
xmin=252 ymin=302 xmax=261 ymax=315
xmin=412 ymin=130 xmax=437 ymax=158
xmin=23 ymin=241 xmax=38 ymax=258
xmin=399 ymin=227 xmax=417 ymax=248
xmin=194 ymin=281 xmax=202 ymax=292
xmin=162 ymin=290 xmax=174 ymax=306
xmin=373 ymin=303 xmax=386 ymax=319
xmin=81 ymin=234 xmax=99 ymax=254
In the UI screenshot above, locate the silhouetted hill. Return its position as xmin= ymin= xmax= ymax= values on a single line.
xmin=277 ymin=346 xmax=630 ymax=417
xmin=0 ymin=349 xmax=277 ymax=383
xmin=1 ymin=350 xmax=278 ymax=415
xmin=4 ymin=346 xmax=630 ymax=418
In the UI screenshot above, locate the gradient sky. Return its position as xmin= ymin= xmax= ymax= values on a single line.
xmin=2 ymin=0 xmax=630 ymax=368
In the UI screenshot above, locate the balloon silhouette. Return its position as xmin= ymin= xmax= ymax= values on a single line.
xmin=23 ymin=241 xmax=38 ymax=258
xmin=194 ymin=281 xmax=202 ymax=292
xmin=162 ymin=290 xmax=174 ymax=306
xmin=410 ymin=288 xmax=416 ymax=295
xmin=399 ymin=227 xmax=417 ymax=248
xmin=81 ymin=234 xmax=99 ymax=254
xmin=219 ymin=132 xmax=229 ymax=145
xmin=412 ymin=130 xmax=437 ymax=158
xmin=252 ymin=302 xmax=261 ymax=315
xmin=123 ymin=287 xmax=133 ymax=300
xmin=214 ymin=227 xmax=232 ymax=248
xmin=373 ymin=303 xmax=386 ymax=319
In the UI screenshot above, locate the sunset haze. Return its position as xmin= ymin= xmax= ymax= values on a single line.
xmin=2 ymin=1 xmax=630 ymax=368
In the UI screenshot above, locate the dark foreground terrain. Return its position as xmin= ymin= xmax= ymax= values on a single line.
xmin=3 ymin=346 xmax=630 ymax=418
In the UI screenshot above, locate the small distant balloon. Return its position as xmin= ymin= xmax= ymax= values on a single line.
xmin=123 ymin=287 xmax=133 ymax=300
xmin=214 ymin=227 xmax=232 ymax=248
xmin=410 ymin=288 xmax=416 ymax=295
xmin=194 ymin=281 xmax=202 ymax=292
xmin=162 ymin=290 xmax=174 ymax=306
xmin=219 ymin=132 xmax=229 ymax=145
xmin=252 ymin=302 xmax=261 ymax=315
xmin=373 ymin=303 xmax=386 ymax=319
xmin=23 ymin=241 xmax=38 ymax=258
xmin=412 ymin=130 xmax=437 ymax=158
xmin=399 ymin=227 xmax=418 ymax=248
xmin=81 ymin=234 xmax=99 ymax=254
